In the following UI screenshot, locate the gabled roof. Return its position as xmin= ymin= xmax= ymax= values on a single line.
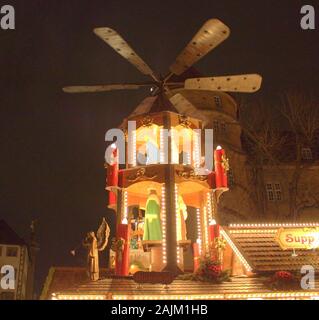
xmin=222 ymin=223 xmax=319 ymax=273
xmin=0 ymin=220 xmax=27 ymax=246
xmin=128 ymin=92 xmax=178 ymax=119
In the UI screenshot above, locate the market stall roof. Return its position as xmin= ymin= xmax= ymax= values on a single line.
xmin=42 ymin=267 xmax=319 ymax=300
xmin=41 ymin=222 xmax=319 ymax=300
xmin=40 ymin=267 xmax=108 ymax=300
xmin=222 ymin=223 xmax=319 ymax=273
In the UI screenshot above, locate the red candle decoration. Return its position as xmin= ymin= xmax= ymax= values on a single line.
xmin=115 ymin=223 xmax=130 ymax=276
xmin=214 ymin=147 xmax=223 ymax=188
xmin=209 ymin=224 xmax=215 ymax=242
xmin=108 ymin=191 xmax=117 ymax=207
xmin=107 ymin=145 xmax=119 ymax=187
xmin=193 ymin=242 xmax=200 ymax=272
xmin=214 ymin=146 xmax=228 ymax=188
xmin=106 ymin=144 xmax=119 ymax=208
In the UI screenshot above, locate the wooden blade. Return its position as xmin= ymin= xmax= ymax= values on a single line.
xmin=169 ymin=19 xmax=230 ymax=75
xmin=94 ymin=27 xmax=158 ymax=81
xmin=185 ymin=74 xmax=263 ymax=93
xmin=169 ymin=93 xmax=208 ymax=125
xmin=63 ymin=83 xmax=152 ymax=93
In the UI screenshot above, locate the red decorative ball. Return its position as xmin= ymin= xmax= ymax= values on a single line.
xmin=208 ymin=265 xmax=222 ymax=277
xmin=275 ymin=271 xmax=293 ymax=281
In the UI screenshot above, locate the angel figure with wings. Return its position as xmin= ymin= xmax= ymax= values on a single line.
xmin=82 ymin=218 xmax=110 ymax=281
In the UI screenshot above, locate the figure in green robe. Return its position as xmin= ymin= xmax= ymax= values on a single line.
xmin=143 ymin=188 xmax=162 ymax=241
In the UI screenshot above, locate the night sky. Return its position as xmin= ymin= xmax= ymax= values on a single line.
xmin=1 ymin=0 xmax=318 ymax=294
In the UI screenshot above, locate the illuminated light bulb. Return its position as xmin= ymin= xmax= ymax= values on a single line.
xmin=131 ymin=130 xmax=137 ymax=167
xmin=122 ymin=218 xmax=128 ymax=224
xmin=210 ymin=219 xmax=217 ymax=226
xmin=216 ymin=145 xmax=222 ymax=150
xmin=161 ymin=185 xmax=167 ymax=265
xmin=221 ymin=229 xmax=252 ymax=272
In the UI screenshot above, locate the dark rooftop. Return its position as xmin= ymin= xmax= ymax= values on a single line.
xmin=0 ymin=219 xmax=27 ymax=246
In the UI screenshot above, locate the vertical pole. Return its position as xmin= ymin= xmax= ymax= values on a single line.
xmin=162 ymin=112 xmax=182 ymax=274
xmin=115 ymin=189 xmax=123 ymax=275
xmin=193 ymin=242 xmax=200 ymax=272
xmin=200 ymin=192 xmax=210 ymax=257
xmin=117 ymin=223 xmax=130 ymax=276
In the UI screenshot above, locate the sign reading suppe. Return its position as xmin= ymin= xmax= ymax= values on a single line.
xmin=275 ymin=227 xmax=319 ymax=250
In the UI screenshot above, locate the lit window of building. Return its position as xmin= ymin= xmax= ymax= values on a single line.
xmin=301 ymin=147 xmax=312 ymax=160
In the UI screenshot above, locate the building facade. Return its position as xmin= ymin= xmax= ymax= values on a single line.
xmin=172 ymin=89 xmax=319 ymax=223
xmin=0 ymin=220 xmax=37 ymax=300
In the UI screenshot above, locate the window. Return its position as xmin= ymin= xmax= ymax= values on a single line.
xmin=214 ymin=96 xmax=222 ymax=108
xmin=6 ymin=247 xmax=18 ymax=257
xmin=266 ymin=183 xmax=282 ymax=201
xmin=227 ymin=168 xmax=235 ymax=188
xmin=274 ymin=183 xmax=282 ymax=201
xmin=301 ymin=147 xmax=312 ymax=160
xmin=213 ymin=120 xmax=226 ymax=135
xmin=266 ymin=184 xmax=275 ymax=201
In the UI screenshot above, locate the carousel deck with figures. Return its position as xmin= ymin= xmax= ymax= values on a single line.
xmin=42 ymin=223 xmax=319 ymax=300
